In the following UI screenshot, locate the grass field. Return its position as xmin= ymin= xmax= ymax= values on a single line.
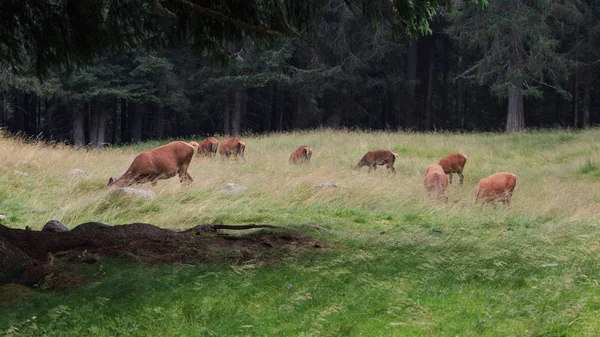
xmin=2 ymin=129 xmax=600 ymax=336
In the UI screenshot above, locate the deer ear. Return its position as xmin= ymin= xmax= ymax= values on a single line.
xmin=107 ymin=177 xmax=116 ymax=186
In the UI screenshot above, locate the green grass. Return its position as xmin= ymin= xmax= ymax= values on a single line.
xmin=2 ymin=129 xmax=600 ymax=336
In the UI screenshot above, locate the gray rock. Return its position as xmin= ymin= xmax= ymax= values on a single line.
xmin=117 ymin=187 xmax=156 ymax=199
xmin=315 ymin=182 xmax=341 ymax=189
xmin=42 ymin=220 xmax=69 ymax=232
xmin=68 ymin=169 xmax=88 ymax=177
xmin=0 ymin=215 xmax=7 ymax=222
xmin=219 ymin=183 xmax=247 ymax=194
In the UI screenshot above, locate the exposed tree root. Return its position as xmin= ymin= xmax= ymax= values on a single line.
xmin=0 ymin=222 xmax=323 ymax=287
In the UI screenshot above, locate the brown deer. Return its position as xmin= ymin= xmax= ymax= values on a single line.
xmin=354 ymin=150 xmax=399 ymax=173
xmin=424 ymin=164 xmax=449 ymax=200
xmin=438 ymin=153 xmax=468 ymax=185
xmin=197 ymin=137 xmax=218 ymax=157
xmin=219 ymin=138 xmax=246 ymax=159
xmin=107 ymin=141 xmax=197 ymax=188
xmin=475 ymin=172 xmax=517 ymax=205
xmin=289 ymin=146 xmax=313 ymax=164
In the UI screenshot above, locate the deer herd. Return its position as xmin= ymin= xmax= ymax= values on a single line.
xmin=107 ymin=137 xmax=517 ymax=205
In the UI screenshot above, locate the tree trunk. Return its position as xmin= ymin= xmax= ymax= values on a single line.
xmin=573 ymin=72 xmax=579 ymax=128
xmin=583 ymin=72 xmax=591 ymax=128
xmin=37 ymin=98 xmax=42 ymax=135
xmin=27 ymin=93 xmax=38 ymax=135
xmin=89 ymin=97 xmax=106 ymax=148
xmin=425 ymin=38 xmax=435 ymax=130
xmin=43 ymin=98 xmax=52 ymax=139
xmin=154 ymin=84 xmax=167 ymax=139
xmin=506 ymin=77 xmax=525 ymax=132
xmin=223 ymin=99 xmax=231 ymax=136
xmin=405 ymin=40 xmax=418 ymax=129
xmin=121 ymin=99 xmax=128 ymax=143
xmin=72 ymin=104 xmax=85 ymax=147
xmin=130 ymin=102 xmax=143 ymax=143
xmin=22 ymin=93 xmax=30 ymax=134
xmin=263 ymin=84 xmax=273 ymax=132
xmin=231 ymin=90 xmax=243 ymax=137
xmin=111 ymin=99 xmax=118 ymax=145
xmin=279 ymin=91 xmax=284 ymax=131
xmin=0 ymin=93 xmax=5 ymax=126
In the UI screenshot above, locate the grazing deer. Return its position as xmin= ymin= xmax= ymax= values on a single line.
xmin=289 ymin=146 xmax=313 ymax=164
xmin=219 ymin=138 xmax=246 ymax=159
xmin=475 ymin=172 xmax=517 ymax=205
xmin=438 ymin=153 xmax=468 ymax=185
xmin=354 ymin=150 xmax=399 ymax=173
xmin=424 ymin=164 xmax=449 ymax=200
xmin=197 ymin=137 xmax=218 ymax=157
xmin=107 ymin=141 xmax=197 ymax=187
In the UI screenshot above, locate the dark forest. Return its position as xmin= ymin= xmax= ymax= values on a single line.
xmin=1 ymin=0 xmax=598 ymax=146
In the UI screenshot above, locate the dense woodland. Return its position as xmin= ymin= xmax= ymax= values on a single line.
xmin=1 ymin=0 xmax=599 ymax=146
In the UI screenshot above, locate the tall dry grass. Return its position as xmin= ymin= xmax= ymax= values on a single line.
xmin=1 ymin=129 xmax=599 ymax=230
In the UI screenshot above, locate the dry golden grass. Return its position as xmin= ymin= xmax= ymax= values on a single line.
xmin=1 ymin=128 xmax=600 ymax=232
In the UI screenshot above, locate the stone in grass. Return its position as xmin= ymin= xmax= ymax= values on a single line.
xmin=42 ymin=220 xmax=69 ymax=232
xmin=68 ymin=168 xmax=88 ymax=177
xmin=0 ymin=215 xmax=7 ymax=222
xmin=315 ymin=182 xmax=341 ymax=189
xmin=219 ymin=183 xmax=247 ymax=194
xmin=116 ymin=187 xmax=156 ymax=199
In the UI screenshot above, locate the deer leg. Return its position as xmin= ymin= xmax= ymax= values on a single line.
xmin=178 ymin=164 xmax=193 ymax=184
xmin=448 ymin=172 xmax=453 ymax=184
xmin=459 ymin=172 xmax=464 ymax=185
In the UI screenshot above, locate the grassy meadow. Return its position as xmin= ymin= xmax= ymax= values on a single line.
xmin=2 ymin=129 xmax=600 ymax=336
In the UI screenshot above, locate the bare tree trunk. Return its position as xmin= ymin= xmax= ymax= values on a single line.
xmin=27 ymin=93 xmax=38 ymax=135
xmin=425 ymin=39 xmax=435 ymax=130
xmin=130 ymin=102 xmax=143 ymax=143
xmin=406 ymin=40 xmax=418 ymax=129
xmin=89 ymin=97 xmax=106 ymax=148
xmin=506 ymin=76 xmax=525 ymax=132
xmin=120 ymin=99 xmax=128 ymax=143
xmin=231 ymin=90 xmax=243 ymax=136
xmin=573 ymin=72 xmax=579 ymax=128
xmin=89 ymin=97 xmax=99 ymax=147
xmin=22 ymin=93 xmax=30 ymax=134
xmin=264 ymin=84 xmax=273 ymax=131
xmin=43 ymin=98 xmax=51 ymax=139
xmin=0 ymin=93 xmax=5 ymax=126
xmin=223 ymin=99 xmax=231 ymax=136
xmin=583 ymin=71 xmax=591 ymax=128
xmin=72 ymin=104 xmax=85 ymax=147
xmin=37 ymin=99 xmax=42 ymax=134
xmin=111 ymin=99 xmax=118 ymax=145
xmin=154 ymin=84 xmax=167 ymax=139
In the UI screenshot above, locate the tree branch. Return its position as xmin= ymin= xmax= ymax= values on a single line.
xmin=274 ymin=0 xmax=319 ymax=51
xmin=172 ymin=0 xmax=281 ymax=37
